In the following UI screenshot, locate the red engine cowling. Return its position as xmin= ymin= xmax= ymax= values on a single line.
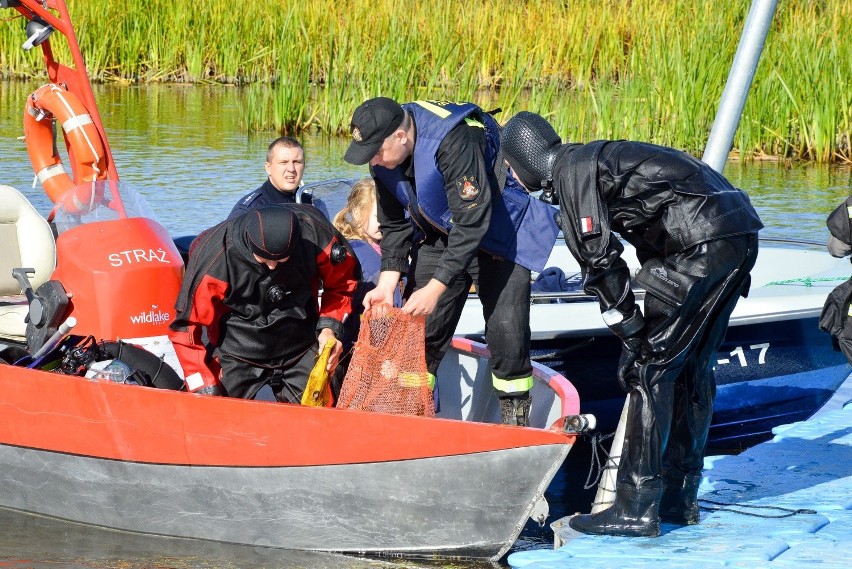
xmin=51 ymin=217 xmax=184 ymax=340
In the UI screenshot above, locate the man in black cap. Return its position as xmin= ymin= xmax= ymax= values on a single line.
xmin=344 ymin=97 xmax=560 ymax=426
xmin=500 ymin=111 xmax=763 ymax=537
xmin=169 ymin=206 xmax=359 ymax=402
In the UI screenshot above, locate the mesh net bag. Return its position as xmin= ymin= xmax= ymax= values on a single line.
xmin=336 ymin=306 xmax=434 ymax=416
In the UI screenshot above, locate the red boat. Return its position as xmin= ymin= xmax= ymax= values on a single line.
xmin=0 ymin=0 xmax=585 ymax=560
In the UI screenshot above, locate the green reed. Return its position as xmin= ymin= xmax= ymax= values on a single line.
xmin=1 ymin=0 xmax=849 ymax=162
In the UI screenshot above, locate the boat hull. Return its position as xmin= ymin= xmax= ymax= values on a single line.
xmin=0 ymin=340 xmax=577 ymax=560
xmin=0 ymin=442 xmax=566 ymax=559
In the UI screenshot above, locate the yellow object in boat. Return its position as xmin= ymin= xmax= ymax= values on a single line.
xmin=301 ymin=338 xmax=336 ymax=407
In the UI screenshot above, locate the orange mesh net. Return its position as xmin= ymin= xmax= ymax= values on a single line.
xmin=336 ymin=306 xmax=434 ymax=416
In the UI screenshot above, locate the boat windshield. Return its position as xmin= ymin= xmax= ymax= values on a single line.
xmin=298 ymin=178 xmax=358 ymax=219
xmin=52 ymin=180 xmax=160 ymax=235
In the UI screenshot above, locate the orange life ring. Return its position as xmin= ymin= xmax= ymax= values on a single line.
xmin=23 ymin=83 xmax=108 ymax=214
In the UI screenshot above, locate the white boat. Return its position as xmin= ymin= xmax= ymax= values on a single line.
xmin=291 ymin=178 xmax=852 ymax=449
xmin=458 ymin=238 xmax=852 ymax=449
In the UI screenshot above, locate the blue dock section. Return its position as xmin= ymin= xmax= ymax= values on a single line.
xmin=509 ymin=378 xmax=852 ymax=568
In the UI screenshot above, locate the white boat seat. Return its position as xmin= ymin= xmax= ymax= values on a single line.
xmin=0 ymin=185 xmax=56 ymax=341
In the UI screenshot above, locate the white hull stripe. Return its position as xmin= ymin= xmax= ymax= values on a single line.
xmin=36 ymin=163 xmax=66 ymax=183
xmin=62 ymin=113 xmax=93 ymax=133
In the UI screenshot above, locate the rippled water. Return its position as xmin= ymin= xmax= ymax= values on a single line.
xmin=1 ymin=80 xmax=851 ymax=568
xmin=2 ymin=81 xmax=851 ymax=240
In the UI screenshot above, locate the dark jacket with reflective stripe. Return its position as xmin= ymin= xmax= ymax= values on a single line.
xmin=372 ymin=101 xmax=558 ymax=279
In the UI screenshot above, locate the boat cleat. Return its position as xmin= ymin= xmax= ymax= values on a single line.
xmin=561 ymin=413 xmax=597 ymax=434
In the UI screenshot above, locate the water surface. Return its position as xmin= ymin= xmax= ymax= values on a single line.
xmin=1 ymin=80 xmax=851 ymax=567
xmin=2 ymin=81 xmax=850 ymax=240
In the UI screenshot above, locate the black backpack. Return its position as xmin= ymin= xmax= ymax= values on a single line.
xmin=819 ymin=276 xmax=852 ymax=366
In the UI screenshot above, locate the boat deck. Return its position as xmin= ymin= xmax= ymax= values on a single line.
xmin=508 ymin=375 xmax=852 ymax=568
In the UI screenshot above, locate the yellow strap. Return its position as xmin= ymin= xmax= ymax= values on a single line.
xmin=428 ymin=372 xmax=436 ymax=389
xmin=846 ymin=205 xmax=852 ymax=218
xmin=492 ymin=374 xmax=534 ymax=394
xmin=413 ymin=101 xmax=482 ymax=128
xmin=847 ymin=303 xmax=852 ymax=318
xmin=414 ymin=100 xmax=452 ymax=118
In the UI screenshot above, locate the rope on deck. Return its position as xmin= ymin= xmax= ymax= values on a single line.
xmin=699 ymin=498 xmax=816 ymax=518
xmin=765 ymin=276 xmax=848 ymax=287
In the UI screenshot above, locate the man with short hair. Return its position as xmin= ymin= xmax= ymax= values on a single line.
xmin=169 ymin=205 xmax=359 ymax=402
xmin=344 ymin=97 xmax=559 ymax=426
xmin=228 ymin=137 xmax=327 ymax=219
xmin=500 ymin=111 xmax=763 ymax=537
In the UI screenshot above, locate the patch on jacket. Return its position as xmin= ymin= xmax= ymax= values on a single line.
xmin=580 ymin=215 xmax=598 ymax=235
xmin=456 ymin=176 xmax=480 ymax=201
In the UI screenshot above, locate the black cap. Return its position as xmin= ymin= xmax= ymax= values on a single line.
xmin=344 ymin=97 xmax=405 ymax=165
xmin=246 ymin=208 xmax=297 ymax=261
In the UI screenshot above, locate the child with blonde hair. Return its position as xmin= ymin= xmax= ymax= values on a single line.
xmin=333 ymin=179 xmax=402 ymax=353
xmin=333 ymin=178 xmax=383 ymax=257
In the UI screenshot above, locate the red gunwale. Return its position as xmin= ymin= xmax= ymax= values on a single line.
xmin=451 ymin=336 xmax=580 ymax=419
xmin=1 ymin=366 xmax=575 ymax=467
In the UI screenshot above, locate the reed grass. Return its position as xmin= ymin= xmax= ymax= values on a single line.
xmin=0 ymin=0 xmax=849 ymax=162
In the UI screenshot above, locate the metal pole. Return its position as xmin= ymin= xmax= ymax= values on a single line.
xmin=702 ymin=0 xmax=778 ymax=174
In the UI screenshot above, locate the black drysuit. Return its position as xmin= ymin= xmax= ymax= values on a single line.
xmin=169 ymin=205 xmax=358 ymax=401
xmin=553 ymin=141 xmax=763 ymax=493
xmin=819 ymin=196 xmax=852 ymax=365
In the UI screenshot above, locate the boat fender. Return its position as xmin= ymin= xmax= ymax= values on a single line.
xmin=100 ymin=340 xmax=185 ymax=390
xmin=562 ymin=413 xmax=597 ymax=434
xmin=592 ymin=397 xmax=630 ymax=514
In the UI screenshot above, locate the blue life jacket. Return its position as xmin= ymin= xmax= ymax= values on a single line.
xmin=372 ymin=100 xmax=558 ymax=272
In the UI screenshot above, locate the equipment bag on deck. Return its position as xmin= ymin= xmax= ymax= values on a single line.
xmin=819 ymin=275 xmax=852 ymax=366
xmin=336 ymin=306 xmax=433 ymax=416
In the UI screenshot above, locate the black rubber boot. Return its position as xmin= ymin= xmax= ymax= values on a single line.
xmin=568 ymin=484 xmax=662 ymax=537
xmin=499 ymin=393 xmax=531 ymax=427
xmin=659 ymin=471 xmax=702 ymax=525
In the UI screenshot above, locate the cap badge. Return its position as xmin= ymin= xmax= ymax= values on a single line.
xmin=351 ymin=126 xmax=362 ymax=142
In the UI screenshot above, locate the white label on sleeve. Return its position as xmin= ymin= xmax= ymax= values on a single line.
xmin=185 ymin=372 xmax=204 ymax=391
